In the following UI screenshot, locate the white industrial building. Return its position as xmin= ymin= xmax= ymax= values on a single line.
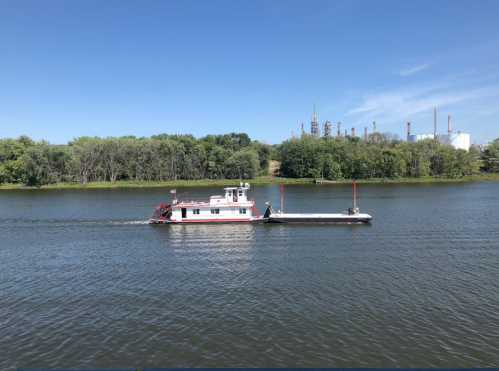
xmin=407 ymin=132 xmax=470 ymax=151
xmin=406 ymin=109 xmax=470 ymax=151
xmin=439 ymin=132 xmax=471 ymax=151
xmin=407 ymin=134 xmax=434 ymax=142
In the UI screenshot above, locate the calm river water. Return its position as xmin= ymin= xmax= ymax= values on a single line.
xmin=1 ymin=182 xmax=499 ymax=370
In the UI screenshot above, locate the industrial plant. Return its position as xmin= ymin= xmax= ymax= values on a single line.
xmin=299 ymin=103 xmax=471 ymax=151
xmin=407 ymin=108 xmax=470 ymax=150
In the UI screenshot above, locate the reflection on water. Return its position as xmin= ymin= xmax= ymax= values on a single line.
xmin=1 ymin=182 xmax=499 ymax=370
xmin=152 ymin=224 xmax=257 ymax=274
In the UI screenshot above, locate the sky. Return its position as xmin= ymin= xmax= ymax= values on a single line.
xmin=1 ymin=0 xmax=498 ymax=145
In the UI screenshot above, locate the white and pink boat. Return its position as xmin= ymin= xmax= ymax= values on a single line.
xmin=150 ymin=183 xmax=267 ymax=224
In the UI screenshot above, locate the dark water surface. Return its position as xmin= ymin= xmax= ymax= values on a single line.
xmin=1 ymin=182 xmax=499 ymax=370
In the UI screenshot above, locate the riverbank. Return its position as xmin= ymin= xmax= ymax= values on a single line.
xmin=1 ymin=173 xmax=499 ymax=189
xmin=0 ymin=176 xmax=314 ymax=189
xmin=315 ymin=173 xmax=499 ymax=183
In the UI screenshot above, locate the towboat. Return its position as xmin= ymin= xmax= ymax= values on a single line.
xmin=150 ymin=183 xmax=267 ymax=224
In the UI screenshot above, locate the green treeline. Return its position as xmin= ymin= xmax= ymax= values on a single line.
xmin=1 ymin=132 xmax=499 ymax=186
xmin=277 ymin=133 xmax=499 ymax=179
xmin=0 ymin=133 xmax=272 ymax=186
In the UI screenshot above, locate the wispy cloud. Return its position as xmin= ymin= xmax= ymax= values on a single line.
xmin=399 ymin=63 xmax=429 ymax=76
xmin=342 ymin=82 xmax=499 ymax=132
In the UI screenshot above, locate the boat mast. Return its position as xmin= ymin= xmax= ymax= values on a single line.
xmin=353 ymin=180 xmax=357 ymax=210
xmin=281 ymin=182 xmax=284 ymax=214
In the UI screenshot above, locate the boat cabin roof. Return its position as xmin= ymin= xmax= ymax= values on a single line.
xmin=224 ymin=183 xmax=250 ymax=191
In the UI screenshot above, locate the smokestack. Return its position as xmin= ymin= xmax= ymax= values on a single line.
xmin=373 ymin=121 xmax=376 ymax=133
xmin=434 ymin=107 xmax=437 ymax=139
xmin=365 ymin=127 xmax=368 ymax=141
xmin=337 ymin=122 xmax=341 ymax=137
xmin=448 ymin=115 xmax=451 ymax=135
xmin=301 ymin=123 xmax=304 ymax=135
xmin=345 ymin=129 xmax=347 ymax=137
xmin=352 ymin=127 xmax=355 ymax=138
xmin=407 ymin=121 xmax=411 ymax=136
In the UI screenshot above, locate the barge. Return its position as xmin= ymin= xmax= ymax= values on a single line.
xmin=264 ymin=208 xmax=372 ymax=224
xmin=264 ymin=181 xmax=372 ymax=224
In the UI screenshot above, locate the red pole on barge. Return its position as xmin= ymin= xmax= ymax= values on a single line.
xmin=354 ymin=180 xmax=357 ymax=210
xmin=281 ymin=182 xmax=284 ymax=213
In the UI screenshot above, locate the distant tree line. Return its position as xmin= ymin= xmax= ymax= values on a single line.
xmin=0 ymin=133 xmax=272 ymax=186
xmin=277 ymin=133 xmax=499 ymax=180
xmin=1 ymin=132 xmax=498 ymax=186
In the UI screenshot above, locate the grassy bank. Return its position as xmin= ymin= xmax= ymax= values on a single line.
xmin=0 ymin=176 xmax=315 ymax=190
xmin=1 ymin=173 xmax=499 ymax=190
xmin=344 ymin=173 xmax=499 ymax=183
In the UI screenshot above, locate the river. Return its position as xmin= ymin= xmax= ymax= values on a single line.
xmin=1 ymin=181 xmax=498 ymax=370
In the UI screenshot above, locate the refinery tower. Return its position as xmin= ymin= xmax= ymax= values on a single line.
xmin=310 ymin=101 xmax=319 ymax=137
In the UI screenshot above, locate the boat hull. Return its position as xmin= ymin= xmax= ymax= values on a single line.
xmin=150 ymin=218 xmax=268 ymax=224
xmin=267 ymin=213 xmax=372 ymax=224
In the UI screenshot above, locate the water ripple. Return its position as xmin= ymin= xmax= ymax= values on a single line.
xmin=1 ymin=182 xmax=499 ymax=369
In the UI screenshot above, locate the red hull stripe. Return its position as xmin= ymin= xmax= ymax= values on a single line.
xmin=172 ymin=205 xmax=251 ymax=208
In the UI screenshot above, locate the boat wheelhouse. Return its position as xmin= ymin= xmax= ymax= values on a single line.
xmin=150 ymin=183 xmax=267 ymax=224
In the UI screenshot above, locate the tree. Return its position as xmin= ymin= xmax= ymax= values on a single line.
xmin=68 ymin=137 xmax=103 ymax=184
xmin=23 ymin=141 xmax=50 ymax=186
xmin=251 ymin=141 xmax=272 ymax=173
xmin=483 ymin=141 xmax=499 ymax=172
xmin=102 ymin=137 xmax=122 ymax=182
xmin=207 ymin=146 xmax=231 ymax=179
xmin=23 ymin=140 xmax=69 ymax=185
xmin=322 ymin=153 xmax=341 ymax=180
xmin=227 ymin=148 xmax=260 ymax=179
xmin=0 ymin=137 xmax=31 ymax=183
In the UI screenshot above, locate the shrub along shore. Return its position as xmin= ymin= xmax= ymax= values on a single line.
xmin=1 ymin=173 xmax=499 ymax=190
xmin=1 ymin=132 xmax=498 ymax=189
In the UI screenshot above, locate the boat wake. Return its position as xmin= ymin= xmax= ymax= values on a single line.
xmin=107 ymin=220 xmax=150 ymax=225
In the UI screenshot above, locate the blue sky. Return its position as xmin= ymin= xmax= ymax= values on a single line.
xmin=1 ymin=0 xmax=498 ymax=145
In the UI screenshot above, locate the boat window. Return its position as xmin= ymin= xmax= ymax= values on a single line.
xmin=239 ymin=208 xmax=246 ymax=214
xmin=238 ymin=190 xmax=243 ymax=196
xmin=211 ymin=209 xmax=220 ymax=214
xmin=193 ymin=209 xmax=200 ymax=215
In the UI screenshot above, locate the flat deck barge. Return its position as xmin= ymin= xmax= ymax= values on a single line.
xmin=267 ymin=212 xmax=372 ymax=224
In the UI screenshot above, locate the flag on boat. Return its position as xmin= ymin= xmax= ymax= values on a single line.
xmin=170 ymin=189 xmax=176 ymax=193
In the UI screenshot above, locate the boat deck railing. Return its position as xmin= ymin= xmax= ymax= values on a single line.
xmin=176 ymin=197 xmax=211 ymax=204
